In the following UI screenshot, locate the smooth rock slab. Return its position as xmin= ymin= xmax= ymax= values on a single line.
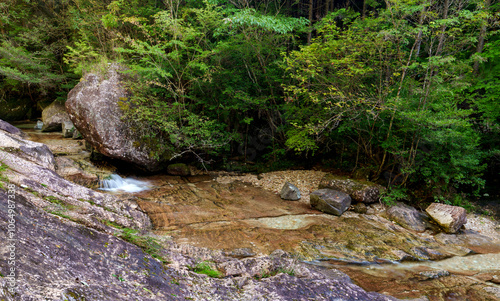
xmin=310 ymin=189 xmax=351 ymax=216
xmin=387 ymin=203 xmax=431 ymax=232
xmin=280 ymin=182 xmax=301 ymax=200
xmin=426 ymin=203 xmax=467 ymax=233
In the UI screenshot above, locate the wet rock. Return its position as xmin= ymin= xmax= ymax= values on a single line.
xmin=319 ymin=174 xmax=384 ymax=203
xmin=310 ymin=189 xmax=351 ymax=216
xmin=55 ymin=156 xmax=98 ymax=187
xmin=62 ymin=120 xmax=75 ymax=138
xmin=66 ymin=63 xmax=171 ymax=172
xmin=41 ymin=100 xmax=71 ymax=132
xmin=426 ymin=203 xmax=467 ymax=233
xmin=167 ymin=163 xmax=190 ymax=176
xmin=0 ymin=191 xmax=398 ymax=301
xmin=386 ymin=203 xmax=430 ymax=232
xmin=280 ymin=182 xmax=301 ymax=201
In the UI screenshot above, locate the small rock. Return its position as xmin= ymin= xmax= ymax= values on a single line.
xmin=352 ymin=202 xmax=367 ymax=214
xmin=280 ymin=182 xmax=301 ymax=201
xmin=34 ymin=120 xmax=43 ymax=130
xmin=386 ymin=203 xmax=430 ymax=232
xmin=310 ymin=189 xmax=351 ymax=216
xmin=167 ymin=163 xmax=190 ymax=176
xmin=62 ymin=121 xmax=75 ymax=138
xmin=426 ymin=203 xmax=467 ymax=234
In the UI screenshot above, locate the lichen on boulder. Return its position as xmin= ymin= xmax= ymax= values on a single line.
xmin=319 ymin=174 xmax=384 ymax=203
xmin=66 ymin=63 xmax=172 ymax=172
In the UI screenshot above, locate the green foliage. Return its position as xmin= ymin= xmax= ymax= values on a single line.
xmin=189 ymin=261 xmax=222 ymax=278
xmin=0 ymin=161 xmax=9 ymax=189
xmin=118 ymin=228 xmax=169 ymax=264
xmin=381 ymin=187 xmax=408 ymax=207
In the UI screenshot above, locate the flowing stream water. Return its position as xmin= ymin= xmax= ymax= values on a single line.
xmin=99 ymin=174 xmax=151 ymax=193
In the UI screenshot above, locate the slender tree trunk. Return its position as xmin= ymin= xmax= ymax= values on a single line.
xmin=436 ymin=0 xmax=450 ymax=56
xmin=307 ymin=0 xmax=314 ymax=44
xmin=474 ymin=0 xmax=491 ymax=73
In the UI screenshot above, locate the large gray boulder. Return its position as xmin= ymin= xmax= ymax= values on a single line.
xmin=386 ymin=203 xmax=431 ymax=232
xmin=310 ymin=189 xmax=351 ymax=216
xmin=41 ymin=100 xmax=71 ymax=132
xmin=66 ymin=64 xmax=169 ymax=171
xmin=319 ymin=174 xmax=384 ymax=203
xmin=426 ymin=203 xmax=467 ymax=233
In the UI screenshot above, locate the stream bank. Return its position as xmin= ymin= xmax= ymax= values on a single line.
xmin=3 ymin=121 xmax=500 ymax=301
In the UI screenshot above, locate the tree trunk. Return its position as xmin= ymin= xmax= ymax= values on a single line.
xmin=473 ymin=0 xmax=491 ymax=74
xmin=307 ymin=0 xmax=314 ymax=44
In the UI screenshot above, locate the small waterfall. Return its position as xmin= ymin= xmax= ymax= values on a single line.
xmin=99 ymin=174 xmax=150 ymax=193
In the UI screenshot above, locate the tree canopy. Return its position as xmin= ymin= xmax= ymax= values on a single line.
xmin=1 ymin=0 xmax=498 ymax=206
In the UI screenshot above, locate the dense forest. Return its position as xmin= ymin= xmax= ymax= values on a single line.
xmin=0 ymin=0 xmax=499 ymax=205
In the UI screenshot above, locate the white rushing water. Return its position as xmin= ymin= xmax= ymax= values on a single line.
xmin=99 ymin=174 xmax=151 ymax=193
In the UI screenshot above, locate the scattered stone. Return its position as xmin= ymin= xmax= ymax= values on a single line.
xmin=167 ymin=163 xmax=190 ymax=176
xmin=352 ymin=202 xmax=367 ymax=214
xmin=426 ymin=203 xmax=467 ymax=234
xmin=41 ymin=100 xmax=71 ymax=132
xmin=66 ymin=63 xmax=172 ymax=171
xmin=386 ymin=203 xmax=430 ymax=232
xmin=310 ymin=189 xmax=351 ymax=216
xmin=280 ymin=182 xmax=301 ymax=201
xmin=62 ymin=120 xmax=75 ymax=138
xmin=319 ymin=174 xmax=384 ymax=203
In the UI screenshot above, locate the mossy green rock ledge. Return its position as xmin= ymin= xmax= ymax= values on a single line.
xmin=319 ymin=174 xmax=384 ymax=204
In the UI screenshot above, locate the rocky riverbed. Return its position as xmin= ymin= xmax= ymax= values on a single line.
xmin=1 ymin=120 xmax=500 ymax=301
